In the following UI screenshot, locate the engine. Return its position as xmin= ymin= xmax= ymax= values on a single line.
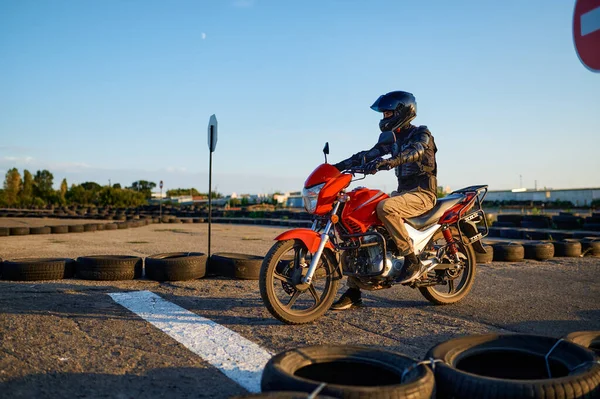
xmin=341 ymin=233 xmax=405 ymax=279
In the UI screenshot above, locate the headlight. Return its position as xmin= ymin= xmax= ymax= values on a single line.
xmin=302 ymin=183 xmax=325 ymax=214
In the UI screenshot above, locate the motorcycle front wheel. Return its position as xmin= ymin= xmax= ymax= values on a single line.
xmin=259 ymin=239 xmax=339 ymax=325
xmin=419 ymin=227 xmax=477 ymax=305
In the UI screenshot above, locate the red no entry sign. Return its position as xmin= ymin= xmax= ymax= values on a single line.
xmin=574 ymin=0 xmax=600 ymax=72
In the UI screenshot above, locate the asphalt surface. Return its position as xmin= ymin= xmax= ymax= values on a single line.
xmin=0 ymin=220 xmax=599 ymax=398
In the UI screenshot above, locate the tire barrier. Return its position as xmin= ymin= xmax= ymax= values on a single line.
xmin=1 ymin=258 xmax=76 ymax=281
xmin=580 ymin=237 xmax=600 ymax=257
xmin=68 ymin=225 xmax=84 ymax=233
xmin=553 ymin=239 xmax=583 ymax=257
xmin=233 ymin=393 xmax=337 ymax=399
xmin=208 ymin=252 xmax=263 ymax=280
xmin=523 ymin=241 xmax=555 ymax=261
xmin=565 ymin=331 xmax=600 ymax=356
xmin=29 ymin=226 xmax=51 ymax=235
xmin=145 ymin=252 xmax=207 ymax=281
xmin=9 ymin=227 xmax=29 ymax=236
xmin=0 ymin=227 xmax=8 ymax=237
xmin=492 ymin=242 xmax=525 ymax=262
xmin=426 ymin=333 xmax=600 ymax=398
xmin=76 ymin=255 xmax=143 ymax=281
xmin=261 ymin=345 xmax=435 ymax=399
xmin=474 ymin=244 xmax=494 ymax=264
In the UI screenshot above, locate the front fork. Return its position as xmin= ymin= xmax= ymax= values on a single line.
xmin=301 ymin=202 xmax=341 ymax=285
xmin=441 ymin=225 xmax=463 ymax=264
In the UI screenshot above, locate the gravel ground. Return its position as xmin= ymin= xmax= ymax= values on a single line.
xmin=0 ymin=219 xmax=599 ymax=398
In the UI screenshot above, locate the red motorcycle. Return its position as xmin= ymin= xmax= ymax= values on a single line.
xmin=259 ymin=133 xmax=489 ymax=325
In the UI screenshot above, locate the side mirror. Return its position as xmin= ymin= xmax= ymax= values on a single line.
xmin=377 ymin=131 xmax=396 ymax=145
xmin=323 ymin=142 xmax=329 ymax=163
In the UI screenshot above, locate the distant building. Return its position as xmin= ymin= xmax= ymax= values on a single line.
xmin=485 ymin=187 xmax=600 ymax=206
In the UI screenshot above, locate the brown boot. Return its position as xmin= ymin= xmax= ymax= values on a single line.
xmin=396 ymin=252 xmax=424 ymax=284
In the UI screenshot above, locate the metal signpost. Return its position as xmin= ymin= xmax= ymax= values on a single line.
xmin=159 ymin=180 xmax=163 ymax=221
xmin=207 ymin=115 xmax=218 ymax=258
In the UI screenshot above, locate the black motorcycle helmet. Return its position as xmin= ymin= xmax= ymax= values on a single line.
xmin=370 ymin=91 xmax=417 ymax=132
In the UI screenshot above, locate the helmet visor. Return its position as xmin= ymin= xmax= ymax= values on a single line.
xmin=370 ymin=95 xmax=400 ymax=112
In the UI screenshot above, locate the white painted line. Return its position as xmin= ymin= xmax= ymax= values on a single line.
xmin=581 ymin=6 xmax=600 ymax=36
xmin=109 ymin=290 xmax=273 ymax=393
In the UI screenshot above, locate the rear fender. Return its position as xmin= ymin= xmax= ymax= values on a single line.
xmin=275 ymin=228 xmax=334 ymax=254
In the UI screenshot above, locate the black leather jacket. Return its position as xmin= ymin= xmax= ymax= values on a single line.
xmin=334 ymin=124 xmax=438 ymax=196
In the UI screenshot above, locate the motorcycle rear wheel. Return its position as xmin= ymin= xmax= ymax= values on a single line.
xmin=259 ymin=239 xmax=339 ymax=325
xmin=419 ymin=228 xmax=477 ymax=305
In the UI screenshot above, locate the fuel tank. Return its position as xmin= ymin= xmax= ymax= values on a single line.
xmin=341 ymin=187 xmax=389 ymax=234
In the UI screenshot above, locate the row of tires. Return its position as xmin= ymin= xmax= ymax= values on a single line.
xmin=487 ymin=226 xmax=600 ymax=241
xmin=0 ymin=217 xmax=313 ymax=237
xmin=476 ymin=238 xmax=600 ymax=263
xmin=495 ymin=212 xmax=600 ymax=231
xmin=0 ymin=252 xmax=264 ymax=282
xmin=236 ymin=332 xmax=600 ymax=398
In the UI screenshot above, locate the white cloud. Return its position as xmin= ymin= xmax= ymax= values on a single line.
xmin=165 ymin=166 xmax=188 ymax=173
xmin=201 ymin=32 xmax=207 ymax=40
xmin=2 ymin=156 xmax=33 ymax=163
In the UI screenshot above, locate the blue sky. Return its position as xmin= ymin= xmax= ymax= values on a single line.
xmin=1 ymin=0 xmax=598 ymax=196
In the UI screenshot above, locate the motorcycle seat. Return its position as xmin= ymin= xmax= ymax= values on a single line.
xmin=405 ymin=193 xmax=464 ymax=229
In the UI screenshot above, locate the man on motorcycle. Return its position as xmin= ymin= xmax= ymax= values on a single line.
xmin=331 ymin=91 xmax=438 ymax=310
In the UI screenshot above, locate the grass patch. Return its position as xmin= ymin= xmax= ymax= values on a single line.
xmin=48 ymin=240 xmax=67 ymax=244
xmin=127 ymin=241 xmax=150 ymax=244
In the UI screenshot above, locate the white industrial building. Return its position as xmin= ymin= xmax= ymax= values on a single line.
xmin=485 ymin=187 xmax=600 ymax=206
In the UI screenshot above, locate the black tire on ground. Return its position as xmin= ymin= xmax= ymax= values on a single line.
xmin=51 ymin=225 xmax=69 ymax=234
xmin=0 ymin=227 xmax=8 ymax=236
xmin=231 ymin=393 xmax=337 ymax=399
xmin=553 ymin=239 xmax=582 ymax=257
xmin=1 ymin=258 xmax=76 ymax=281
xmin=76 ymin=255 xmax=143 ymax=280
xmin=580 ymin=237 xmax=600 ymax=257
xmin=261 ymin=345 xmax=435 ymax=399
xmin=564 ymin=330 xmax=600 ymax=356
xmin=523 ymin=241 xmax=555 ymax=261
xmin=9 ymin=227 xmax=30 ymax=236
xmin=83 ymin=223 xmax=97 ymax=232
xmin=181 ymin=218 xmax=193 ymax=224
xmin=492 ymin=242 xmax=525 ymax=262
xmin=96 ymin=223 xmax=105 ymax=231
xmin=68 ymin=225 xmax=84 ymax=233
xmin=426 ymin=333 xmax=600 ymax=399
xmin=145 ymin=252 xmax=207 ymax=281
xmin=117 ymin=222 xmax=129 ymax=229
xmin=29 ymin=226 xmax=52 ymax=235
xmin=475 ymin=244 xmax=494 ymax=264
xmin=209 ymin=252 xmax=263 ymax=280
xmin=104 ymin=223 xmax=118 ymax=231
xmin=492 ymin=221 xmax=515 ymax=227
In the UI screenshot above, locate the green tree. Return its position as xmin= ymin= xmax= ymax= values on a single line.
xmin=60 ymin=178 xmax=68 ymax=202
xmin=66 ymin=184 xmax=87 ymax=205
xmin=19 ymin=169 xmax=34 ymax=206
xmin=112 ymin=183 xmax=121 ymax=189
xmin=129 ymin=180 xmax=156 ymax=199
xmin=33 ymin=170 xmax=54 ymax=202
xmin=3 ymin=168 xmax=22 ymax=206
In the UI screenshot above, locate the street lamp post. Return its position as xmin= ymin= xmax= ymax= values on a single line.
xmin=160 ymin=180 xmax=163 ymax=222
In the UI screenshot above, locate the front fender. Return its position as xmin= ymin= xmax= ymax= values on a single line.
xmin=275 ymin=228 xmax=334 ymax=254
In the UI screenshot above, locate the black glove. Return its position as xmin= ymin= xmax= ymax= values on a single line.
xmin=364 ymin=158 xmax=392 ymax=174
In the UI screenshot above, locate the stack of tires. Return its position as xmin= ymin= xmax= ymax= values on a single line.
xmin=249 ymin=332 xmax=600 ymax=398
xmin=0 ymin=253 xmax=208 ymax=282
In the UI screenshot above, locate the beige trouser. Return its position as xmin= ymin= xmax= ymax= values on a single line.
xmin=347 ymin=187 xmax=436 ymax=290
